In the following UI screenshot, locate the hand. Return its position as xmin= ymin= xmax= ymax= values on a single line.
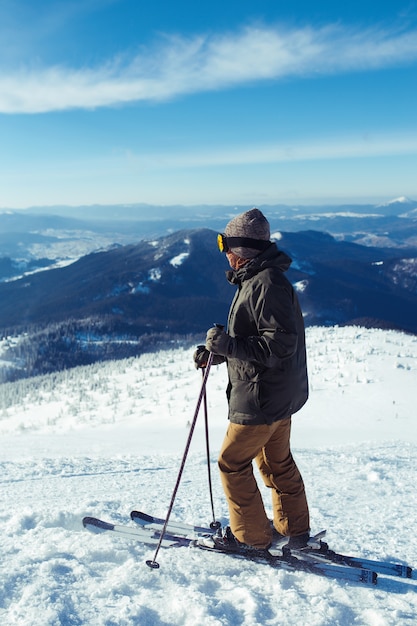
xmin=193 ymin=345 xmax=226 ymax=369
xmin=205 ymin=327 xmax=236 ymax=357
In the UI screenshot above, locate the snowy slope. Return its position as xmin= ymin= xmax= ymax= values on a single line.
xmin=1 ymin=326 xmax=416 ymax=625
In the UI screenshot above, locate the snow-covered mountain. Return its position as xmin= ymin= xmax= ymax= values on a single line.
xmin=1 ymin=200 xmax=416 ymax=382
xmin=1 ymin=197 xmax=417 ymax=271
xmin=377 ymin=195 xmax=415 ymax=208
xmin=1 ymin=326 xmax=416 ymax=625
xmin=1 ymin=226 xmax=416 ymax=382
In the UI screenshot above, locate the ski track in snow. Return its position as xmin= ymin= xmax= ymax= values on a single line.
xmin=1 ymin=326 xmax=416 ymax=626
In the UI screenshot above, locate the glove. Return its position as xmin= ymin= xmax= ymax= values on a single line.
xmin=205 ymin=327 xmax=236 ymax=357
xmin=193 ymin=345 xmax=226 ymax=369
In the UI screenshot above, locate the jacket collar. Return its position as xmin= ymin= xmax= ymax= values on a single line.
xmin=226 ymin=242 xmax=292 ymax=285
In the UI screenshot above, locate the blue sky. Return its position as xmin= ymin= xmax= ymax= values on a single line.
xmin=1 ymin=0 xmax=417 ymax=208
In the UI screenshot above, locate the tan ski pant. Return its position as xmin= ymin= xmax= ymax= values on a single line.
xmin=218 ymin=417 xmax=310 ymax=548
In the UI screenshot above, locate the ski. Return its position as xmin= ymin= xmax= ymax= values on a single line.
xmin=130 ymin=510 xmax=324 ymax=548
xmin=193 ymin=540 xmax=376 ymax=585
xmin=130 ymin=509 xmax=413 ymax=580
xmin=130 ymin=510 xmax=214 ymax=536
xmin=83 ymin=515 xmax=376 ymax=585
xmin=83 ymin=516 xmax=191 ymax=547
xmin=288 ymin=543 xmax=413 ymax=580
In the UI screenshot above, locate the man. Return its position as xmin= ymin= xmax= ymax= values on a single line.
xmin=194 ymin=208 xmax=311 ymax=556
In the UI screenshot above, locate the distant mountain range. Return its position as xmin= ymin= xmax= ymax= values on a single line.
xmin=1 ymin=220 xmax=416 ymax=382
xmin=1 ymin=197 xmax=417 ymax=276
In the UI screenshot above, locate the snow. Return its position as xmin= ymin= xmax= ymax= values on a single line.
xmin=293 ymin=212 xmax=380 ymax=219
xmin=148 ymin=268 xmax=162 ymax=281
xmin=294 ymin=279 xmax=308 ymax=293
xmin=378 ymin=196 xmax=413 ymax=206
xmin=3 ymin=258 xmax=78 ymax=283
xmin=170 ymin=252 xmax=190 ymax=267
xmin=1 ymin=326 xmax=416 ymax=625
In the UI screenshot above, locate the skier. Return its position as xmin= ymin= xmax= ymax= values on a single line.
xmin=194 ymin=208 xmax=311 ymax=556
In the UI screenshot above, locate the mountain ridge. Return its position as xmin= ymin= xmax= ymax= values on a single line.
xmin=1 ymin=200 xmax=416 ymax=275
xmin=1 ymin=227 xmax=416 ymax=382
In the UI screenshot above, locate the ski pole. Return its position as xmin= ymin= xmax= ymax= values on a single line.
xmin=146 ymin=349 xmax=215 ymax=569
xmin=202 ymin=368 xmax=221 ymax=531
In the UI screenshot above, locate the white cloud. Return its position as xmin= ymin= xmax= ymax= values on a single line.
xmin=123 ymin=131 xmax=417 ymax=169
xmin=0 ymin=22 xmax=417 ymax=113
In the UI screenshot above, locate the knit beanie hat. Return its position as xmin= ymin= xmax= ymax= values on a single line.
xmin=224 ymin=208 xmax=270 ymax=259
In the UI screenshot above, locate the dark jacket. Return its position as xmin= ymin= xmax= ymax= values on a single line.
xmin=225 ymin=243 xmax=308 ymax=425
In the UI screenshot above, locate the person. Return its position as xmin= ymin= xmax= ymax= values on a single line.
xmin=194 ymin=208 xmax=311 ymax=556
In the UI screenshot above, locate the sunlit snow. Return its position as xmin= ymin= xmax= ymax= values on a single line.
xmin=1 ymin=326 xmax=416 ymax=625
xmin=170 ymin=252 xmax=190 ymax=267
xmin=148 ymin=268 xmax=162 ymax=281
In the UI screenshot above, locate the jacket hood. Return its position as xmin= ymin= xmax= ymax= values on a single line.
xmin=226 ymin=242 xmax=292 ymax=285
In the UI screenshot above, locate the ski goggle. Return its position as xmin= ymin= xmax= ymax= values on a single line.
xmin=217 ymin=233 xmax=270 ymax=254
